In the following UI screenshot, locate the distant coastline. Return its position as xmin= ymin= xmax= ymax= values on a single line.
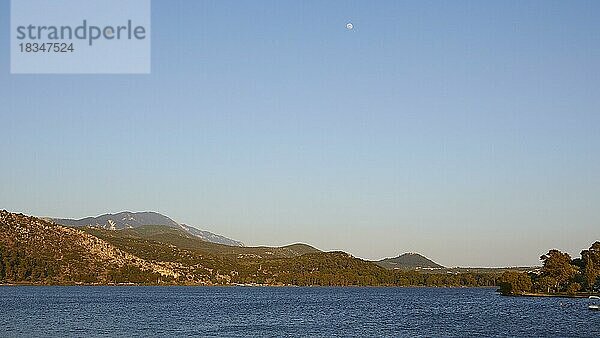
xmin=2 ymin=211 xmax=598 ymax=292
xmin=0 ymin=282 xmax=500 ymax=290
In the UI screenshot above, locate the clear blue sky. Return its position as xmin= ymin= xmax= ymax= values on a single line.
xmin=1 ymin=0 xmax=599 ymax=267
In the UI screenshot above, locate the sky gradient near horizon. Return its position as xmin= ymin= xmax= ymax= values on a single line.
xmin=1 ymin=0 xmax=599 ymax=267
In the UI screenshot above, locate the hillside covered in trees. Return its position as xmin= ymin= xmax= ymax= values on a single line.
xmin=1 ymin=210 xmax=502 ymax=287
xmin=376 ymin=253 xmax=444 ymax=269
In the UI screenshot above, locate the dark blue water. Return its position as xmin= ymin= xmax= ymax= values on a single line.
xmin=1 ymin=287 xmax=598 ymax=337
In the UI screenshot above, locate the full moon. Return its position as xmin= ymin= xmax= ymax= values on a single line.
xmin=346 ymin=23 xmax=354 ymax=30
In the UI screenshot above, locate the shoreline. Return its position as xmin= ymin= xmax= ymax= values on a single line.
xmin=0 ymin=282 xmax=498 ymax=288
xmin=510 ymin=292 xmax=598 ymax=299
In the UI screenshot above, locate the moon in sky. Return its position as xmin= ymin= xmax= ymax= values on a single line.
xmin=346 ymin=23 xmax=354 ymax=30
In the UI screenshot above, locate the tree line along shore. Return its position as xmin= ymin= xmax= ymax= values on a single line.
xmin=499 ymin=241 xmax=600 ymax=297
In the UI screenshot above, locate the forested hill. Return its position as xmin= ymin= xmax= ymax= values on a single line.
xmin=83 ymin=225 xmax=321 ymax=259
xmin=0 ymin=210 xmax=179 ymax=284
xmin=376 ymin=253 xmax=444 ymax=269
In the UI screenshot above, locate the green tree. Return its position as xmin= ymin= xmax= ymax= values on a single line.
xmin=581 ymin=241 xmax=600 ymax=292
xmin=539 ymin=249 xmax=578 ymax=293
xmin=0 ymin=249 xmax=5 ymax=280
xmin=499 ymin=271 xmax=532 ymax=295
xmin=566 ymin=282 xmax=581 ymax=295
xmin=535 ymin=276 xmax=556 ymax=293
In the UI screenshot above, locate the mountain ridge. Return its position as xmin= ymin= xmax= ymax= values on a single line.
xmin=52 ymin=211 xmax=244 ymax=247
xmin=48 ymin=211 xmax=441 ymax=268
xmin=0 ymin=210 xmax=393 ymax=286
xmin=84 ymin=224 xmax=321 ymax=259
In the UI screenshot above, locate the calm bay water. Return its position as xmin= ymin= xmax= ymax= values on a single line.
xmin=0 ymin=286 xmax=598 ymax=337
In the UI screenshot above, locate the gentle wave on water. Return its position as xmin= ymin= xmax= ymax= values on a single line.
xmin=0 ymin=286 xmax=598 ymax=337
